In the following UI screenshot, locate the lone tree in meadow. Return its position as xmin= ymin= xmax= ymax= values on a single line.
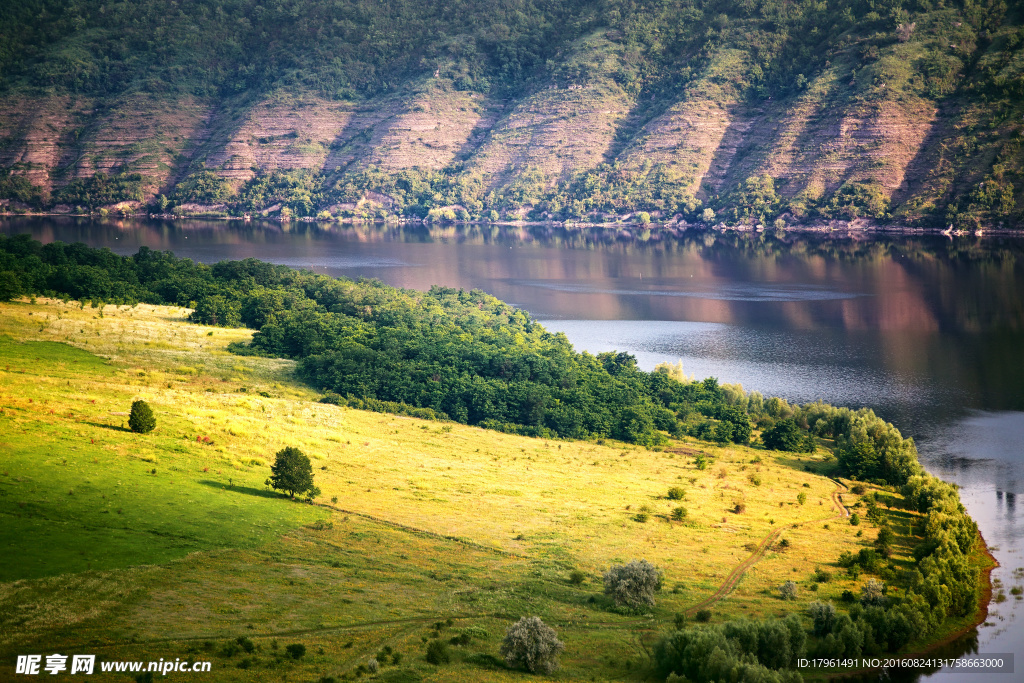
xmin=270 ymin=446 xmax=319 ymax=499
xmin=603 ymin=559 xmax=663 ymax=609
xmin=128 ymin=399 xmax=156 ymax=433
xmin=500 ymin=616 xmax=565 ymax=674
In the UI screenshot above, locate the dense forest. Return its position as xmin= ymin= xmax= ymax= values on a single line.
xmin=1 ymin=0 xmax=1021 ymax=228
xmin=1 ymin=0 xmax=1016 ymax=103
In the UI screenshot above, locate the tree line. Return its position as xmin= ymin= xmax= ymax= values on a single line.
xmin=0 ymin=233 xmax=926 ymax=465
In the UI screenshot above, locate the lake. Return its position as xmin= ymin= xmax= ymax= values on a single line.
xmin=4 ymin=216 xmax=1024 ymax=680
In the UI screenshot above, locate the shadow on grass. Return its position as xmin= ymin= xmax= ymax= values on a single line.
xmin=197 ymin=479 xmax=286 ymax=500
xmin=83 ymin=421 xmax=132 ymax=432
xmin=774 ymin=453 xmax=839 ymax=477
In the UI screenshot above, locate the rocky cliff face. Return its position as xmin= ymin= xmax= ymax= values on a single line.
xmin=1 ymin=24 xmax=1021 ymax=227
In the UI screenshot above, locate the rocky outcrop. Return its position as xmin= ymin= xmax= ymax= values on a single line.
xmin=0 ymin=95 xmax=87 ymax=191
xmin=0 ymin=32 xmax=1019 ymax=224
xmin=468 ymin=34 xmax=634 ymax=189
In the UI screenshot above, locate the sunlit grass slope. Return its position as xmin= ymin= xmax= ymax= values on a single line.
xmin=0 ymin=298 xmax=933 ymax=680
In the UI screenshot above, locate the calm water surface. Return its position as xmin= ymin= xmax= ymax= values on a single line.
xmin=4 ymin=217 xmax=1024 ymax=679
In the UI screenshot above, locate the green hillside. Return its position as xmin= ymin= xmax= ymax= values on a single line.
xmin=0 ymin=0 xmax=1022 ymax=228
xmin=0 ymin=289 xmax=991 ymax=682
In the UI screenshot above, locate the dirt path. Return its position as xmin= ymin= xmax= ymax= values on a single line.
xmin=684 ymin=525 xmax=785 ymax=616
xmin=682 ymin=478 xmax=851 ymax=616
xmin=830 ymin=478 xmax=850 ymax=517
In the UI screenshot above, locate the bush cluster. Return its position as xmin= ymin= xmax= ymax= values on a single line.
xmin=603 ymin=560 xmax=663 ymax=610
xmin=500 ymin=616 xmax=564 ymax=674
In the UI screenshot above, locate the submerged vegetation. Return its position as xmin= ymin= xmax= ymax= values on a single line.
xmin=0 ymin=235 xmax=991 ymax=681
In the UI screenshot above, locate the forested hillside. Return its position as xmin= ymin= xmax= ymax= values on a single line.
xmin=0 ymin=0 xmax=1021 ymax=228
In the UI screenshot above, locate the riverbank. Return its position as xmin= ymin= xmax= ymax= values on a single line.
xmin=817 ymin=531 xmax=998 ymax=682
xmin=2 ymin=208 xmax=1021 ymax=238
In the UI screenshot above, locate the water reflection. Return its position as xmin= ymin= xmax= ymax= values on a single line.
xmin=4 ymin=217 xmax=1023 ymax=337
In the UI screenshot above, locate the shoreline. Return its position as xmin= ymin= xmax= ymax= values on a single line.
xmin=820 ymin=530 xmax=998 ymax=682
xmin=1 ymin=211 xmax=1022 ymax=238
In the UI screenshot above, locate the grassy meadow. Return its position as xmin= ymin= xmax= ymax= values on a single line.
xmin=0 ymin=297 xmax=948 ymax=681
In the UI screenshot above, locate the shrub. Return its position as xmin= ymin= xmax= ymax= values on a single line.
xmin=861 ymin=578 xmax=885 ymax=606
xmin=461 ymin=626 xmax=489 ymax=640
xmin=670 ymin=506 xmax=687 ymax=521
xmin=807 ymin=601 xmax=836 ymax=636
xmin=797 ymin=492 xmax=807 ymax=505
xmin=875 ymin=526 xmax=895 ymax=556
xmin=850 ymin=513 xmax=860 ymax=525
xmin=851 ymin=484 xmax=866 ymax=495
xmin=779 ymin=580 xmax=797 ymax=600
xmin=695 ymin=608 xmax=712 ymax=622
xmin=500 ymin=616 xmax=564 ymax=674
xmin=748 ymin=473 xmax=762 ymax=486
xmin=814 ymin=567 xmax=832 ymax=583
xmin=235 ymin=636 xmax=255 ymax=653
xmin=858 ymin=548 xmax=880 ymax=570
xmin=603 ymin=559 xmax=663 ymax=609
xmin=366 ymin=658 xmax=379 ymax=674
xmin=667 ymin=486 xmax=686 ymax=500
xmin=425 ymin=639 xmax=450 ymax=665
xmin=285 ymin=643 xmax=306 ymax=659
xmin=633 ymin=511 xmax=650 ymax=523
xmin=128 ymin=399 xmax=156 ymax=433
xmin=568 ymin=569 xmax=586 ymax=585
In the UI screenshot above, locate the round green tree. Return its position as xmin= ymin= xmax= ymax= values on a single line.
xmin=761 ymin=419 xmax=803 ymax=452
xmin=270 ymin=447 xmax=319 ymax=499
xmin=128 ymin=399 xmax=156 ymax=433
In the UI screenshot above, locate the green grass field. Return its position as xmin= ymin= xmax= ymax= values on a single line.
xmin=0 ymin=298 xmax=977 ymax=681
